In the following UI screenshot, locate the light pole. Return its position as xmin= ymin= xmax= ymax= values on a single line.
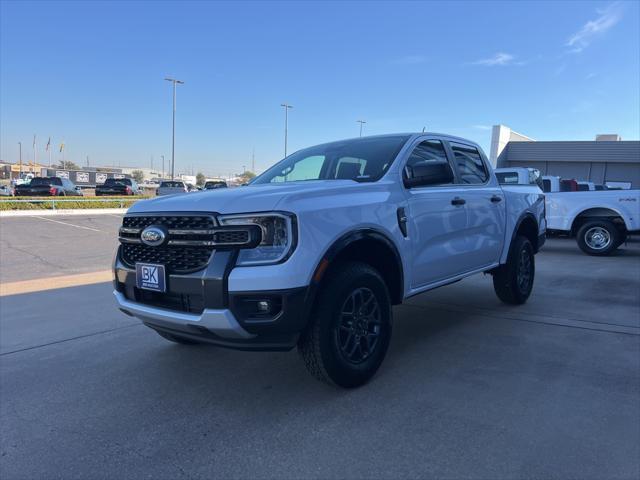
xmin=280 ymin=103 xmax=293 ymax=157
xmin=18 ymin=142 xmax=22 ymax=176
xmin=161 ymin=155 xmax=165 ymax=179
xmin=165 ymin=77 xmax=184 ymax=179
xmin=357 ymin=120 xmax=366 ymax=137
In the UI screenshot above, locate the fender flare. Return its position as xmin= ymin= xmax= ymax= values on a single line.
xmin=509 ymin=212 xmax=540 ymax=254
xmin=304 ymin=228 xmax=405 ymax=310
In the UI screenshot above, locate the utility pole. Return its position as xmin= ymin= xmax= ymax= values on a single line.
xmin=165 ymin=77 xmax=184 ymax=179
xmin=280 ymin=103 xmax=293 ymax=157
xmin=18 ymin=142 xmax=22 ymax=176
xmin=357 ymin=120 xmax=366 ymax=137
xmin=251 ymin=148 xmax=255 ymax=173
xmin=161 ymin=155 xmax=165 ymax=179
xmin=86 ymin=155 xmax=89 ymax=167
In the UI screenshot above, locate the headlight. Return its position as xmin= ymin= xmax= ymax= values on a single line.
xmin=217 ymin=213 xmax=296 ymax=266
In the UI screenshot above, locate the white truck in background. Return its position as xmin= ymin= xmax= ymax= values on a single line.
xmin=496 ymin=170 xmax=639 ymax=256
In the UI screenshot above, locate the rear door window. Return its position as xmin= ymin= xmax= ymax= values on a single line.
xmin=449 ymin=143 xmax=489 ymax=184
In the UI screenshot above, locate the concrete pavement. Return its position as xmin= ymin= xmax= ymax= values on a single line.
xmin=0 ymin=215 xmax=639 ymax=479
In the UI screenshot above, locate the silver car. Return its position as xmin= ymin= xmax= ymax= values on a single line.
xmin=156 ymin=180 xmax=188 ymax=196
xmin=0 ymin=185 xmax=14 ymax=196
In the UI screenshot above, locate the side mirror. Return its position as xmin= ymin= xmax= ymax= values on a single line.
xmin=403 ymin=162 xmax=454 ymax=188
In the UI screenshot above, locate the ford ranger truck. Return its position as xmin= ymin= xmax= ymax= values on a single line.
xmin=113 ymin=133 xmax=545 ymax=387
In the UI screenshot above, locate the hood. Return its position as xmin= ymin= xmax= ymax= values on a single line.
xmin=127 ymin=180 xmax=360 ymax=215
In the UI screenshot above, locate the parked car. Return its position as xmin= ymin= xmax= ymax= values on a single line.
xmin=204 ymin=180 xmax=228 ymax=190
xmin=0 ymin=185 xmax=14 ymax=196
xmin=114 ymin=133 xmax=546 ymax=387
xmin=543 ymin=175 xmax=639 ymax=255
xmin=96 ymin=178 xmax=140 ymax=196
xmin=14 ymin=177 xmax=81 ymax=196
xmin=156 ymin=180 xmax=188 ymax=196
xmin=494 ymin=167 xmax=544 ymax=190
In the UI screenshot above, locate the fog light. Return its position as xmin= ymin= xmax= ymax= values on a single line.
xmin=257 ymin=300 xmax=271 ymax=313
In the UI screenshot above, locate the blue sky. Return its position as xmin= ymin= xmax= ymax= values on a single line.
xmin=1 ymin=0 xmax=638 ymax=176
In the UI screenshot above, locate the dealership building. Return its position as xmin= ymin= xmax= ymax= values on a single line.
xmin=489 ymin=125 xmax=640 ymax=189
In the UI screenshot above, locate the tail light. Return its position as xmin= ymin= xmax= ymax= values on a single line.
xmin=49 ymin=187 xmax=56 ymax=195
xmin=125 ymin=186 xmax=132 ymax=195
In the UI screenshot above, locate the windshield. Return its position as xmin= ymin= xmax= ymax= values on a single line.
xmin=30 ymin=177 xmax=62 ymax=186
xmin=252 ymin=135 xmax=411 ymax=184
xmin=160 ymin=181 xmax=184 ymax=188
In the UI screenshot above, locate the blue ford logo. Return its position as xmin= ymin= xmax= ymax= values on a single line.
xmin=140 ymin=226 xmax=166 ymax=246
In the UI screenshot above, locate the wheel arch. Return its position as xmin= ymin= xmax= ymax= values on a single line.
xmin=510 ymin=213 xmax=540 ymax=253
xmin=308 ymin=229 xmax=405 ymax=307
xmin=570 ymin=207 xmax=628 ymax=235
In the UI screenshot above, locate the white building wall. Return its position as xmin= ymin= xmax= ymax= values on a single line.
xmin=489 ymin=125 xmax=535 ymax=166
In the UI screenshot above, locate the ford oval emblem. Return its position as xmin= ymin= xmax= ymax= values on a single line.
xmin=140 ymin=226 xmax=166 ymax=246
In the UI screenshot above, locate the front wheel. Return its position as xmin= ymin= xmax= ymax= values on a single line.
xmin=492 ymin=235 xmax=535 ymax=305
xmin=576 ymin=220 xmax=621 ymax=256
xmin=298 ymin=262 xmax=392 ymax=388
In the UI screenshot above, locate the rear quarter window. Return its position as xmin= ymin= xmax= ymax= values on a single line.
xmin=450 ymin=143 xmax=489 ymax=184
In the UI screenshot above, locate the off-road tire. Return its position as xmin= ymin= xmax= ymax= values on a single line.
xmin=298 ymin=262 xmax=392 ymax=388
xmin=157 ymin=331 xmax=200 ymax=345
xmin=492 ymin=235 xmax=535 ymax=305
xmin=576 ymin=220 xmax=620 ymax=256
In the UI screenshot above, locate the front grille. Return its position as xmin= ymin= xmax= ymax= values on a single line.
xmin=121 ymin=243 xmax=213 ymax=273
xmin=119 ymin=213 xmax=258 ymax=273
xmin=215 ymin=230 xmax=249 ymax=244
xmin=123 ymin=215 xmax=215 ymax=230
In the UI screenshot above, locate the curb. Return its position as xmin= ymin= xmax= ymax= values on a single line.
xmin=0 ymin=208 xmax=128 ymax=217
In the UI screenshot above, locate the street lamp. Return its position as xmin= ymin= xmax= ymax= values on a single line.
xmin=280 ymin=103 xmax=293 ymax=157
xmin=161 ymin=155 xmax=165 ymax=179
xmin=165 ymin=77 xmax=184 ymax=179
xmin=18 ymin=142 xmax=22 ymax=175
xmin=357 ymin=120 xmax=366 ymax=137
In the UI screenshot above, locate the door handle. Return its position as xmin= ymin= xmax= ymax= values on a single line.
xmin=451 ymin=197 xmax=466 ymax=206
xmin=490 ymin=195 xmax=502 ymax=203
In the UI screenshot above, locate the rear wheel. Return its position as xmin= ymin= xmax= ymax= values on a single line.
xmin=492 ymin=235 xmax=535 ymax=305
xmin=156 ymin=331 xmax=200 ymax=345
xmin=576 ymin=220 xmax=620 ymax=256
xmin=298 ymin=262 xmax=392 ymax=388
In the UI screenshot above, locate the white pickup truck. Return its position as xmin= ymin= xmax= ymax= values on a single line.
xmin=496 ymin=170 xmax=640 ymax=256
xmin=543 ymin=176 xmax=639 ymax=255
xmin=113 ymin=133 xmax=545 ymax=387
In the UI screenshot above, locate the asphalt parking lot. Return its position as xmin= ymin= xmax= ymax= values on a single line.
xmin=1 ymin=214 xmax=639 ymax=479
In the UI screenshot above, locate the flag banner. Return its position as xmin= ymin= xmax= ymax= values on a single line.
xmin=60 ymin=142 xmax=65 ymax=152
xmin=46 ymin=137 xmax=51 ymax=151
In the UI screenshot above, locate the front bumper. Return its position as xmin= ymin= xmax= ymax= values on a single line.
xmin=113 ymin=247 xmax=310 ymax=351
